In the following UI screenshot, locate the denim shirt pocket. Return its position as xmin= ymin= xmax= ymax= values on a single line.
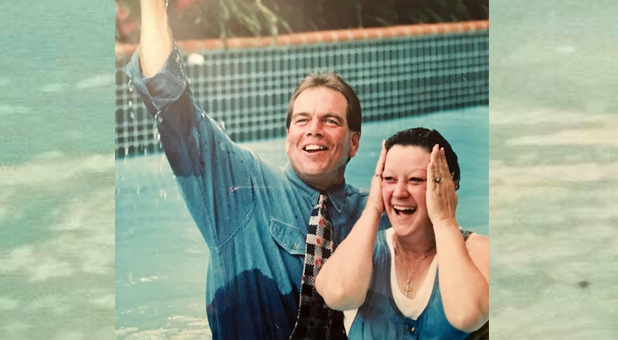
xmin=269 ymin=218 xmax=306 ymax=255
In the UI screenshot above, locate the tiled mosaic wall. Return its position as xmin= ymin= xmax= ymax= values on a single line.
xmin=115 ymin=30 xmax=488 ymax=158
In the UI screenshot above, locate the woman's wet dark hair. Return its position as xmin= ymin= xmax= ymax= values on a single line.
xmin=384 ymin=127 xmax=460 ymax=190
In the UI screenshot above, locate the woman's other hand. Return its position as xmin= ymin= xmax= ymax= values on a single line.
xmin=426 ymin=144 xmax=458 ymax=225
xmin=366 ymin=140 xmax=387 ymax=215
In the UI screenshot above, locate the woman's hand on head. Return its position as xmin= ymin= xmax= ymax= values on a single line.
xmin=426 ymin=144 xmax=458 ymax=225
xmin=366 ymin=140 xmax=387 ymax=215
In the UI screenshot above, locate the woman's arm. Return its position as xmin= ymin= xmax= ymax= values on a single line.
xmin=427 ymin=145 xmax=489 ymax=332
xmin=315 ymin=142 xmax=387 ymax=311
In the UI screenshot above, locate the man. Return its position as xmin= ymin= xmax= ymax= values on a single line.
xmin=124 ymin=1 xmax=388 ymax=339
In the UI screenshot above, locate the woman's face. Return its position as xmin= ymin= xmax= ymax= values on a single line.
xmin=382 ymin=145 xmax=432 ymax=236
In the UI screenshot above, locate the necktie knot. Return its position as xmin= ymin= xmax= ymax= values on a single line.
xmin=318 ymin=193 xmax=328 ymax=205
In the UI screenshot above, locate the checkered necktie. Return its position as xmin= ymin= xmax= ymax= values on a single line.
xmin=290 ymin=194 xmax=342 ymax=340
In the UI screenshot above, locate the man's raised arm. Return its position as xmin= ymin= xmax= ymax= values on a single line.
xmin=139 ymin=0 xmax=174 ymax=77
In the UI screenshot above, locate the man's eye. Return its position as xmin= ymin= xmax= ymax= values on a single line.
xmin=295 ymin=119 xmax=308 ymax=124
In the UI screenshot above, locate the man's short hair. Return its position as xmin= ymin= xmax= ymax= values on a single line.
xmin=385 ymin=127 xmax=461 ymax=190
xmin=286 ymin=71 xmax=362 ymax=133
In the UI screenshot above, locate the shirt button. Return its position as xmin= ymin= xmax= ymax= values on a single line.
xmin=292 ymin=244 xmax=297 ymax=250
xmin=409 ymin=326 xmax=415 ymax=334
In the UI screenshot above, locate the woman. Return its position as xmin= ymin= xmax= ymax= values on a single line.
xmin=315 ymin=128 xmax=489 ymax=339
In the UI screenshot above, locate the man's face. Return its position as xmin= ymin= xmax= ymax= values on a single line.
xmin=286 ymin=87 xmax=360 ymax=191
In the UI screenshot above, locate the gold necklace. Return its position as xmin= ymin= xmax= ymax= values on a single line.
xmin=394 ymin=241 xmax=435 ymax=298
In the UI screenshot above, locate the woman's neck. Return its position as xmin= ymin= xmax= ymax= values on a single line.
xmin=393 ymin=224 xmax=436 ymax=259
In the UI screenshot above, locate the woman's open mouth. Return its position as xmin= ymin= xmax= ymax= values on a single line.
xmin=392 ymin=205 xmax=417 ymax=216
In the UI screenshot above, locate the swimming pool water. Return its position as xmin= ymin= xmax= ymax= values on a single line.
xmin=115 ymin=106 xmax=488 ymax=338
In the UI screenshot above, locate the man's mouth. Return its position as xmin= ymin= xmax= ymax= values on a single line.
xmin=392 ymin=205 xmax=417 ymax=215
xmin=303 ymin=145 xmax=329 ymax=153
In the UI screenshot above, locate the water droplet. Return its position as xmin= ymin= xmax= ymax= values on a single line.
xmin=128 ymin=100 xmax=133 ymax=107
xmin=129 ymin=111 xmax=135 ymax=120
xmin=219 ymin=142 xmax=225 ymax=151
xmin=159 ymin=189 xmax=167 ymax=199
xmin=155 ymin=111 xmax=163 ymax=124
xmin=136 ymin=186 xmax=141 ymax=195
xmin=220 ymin=121 xmax=226 ymax=130
xmin=127 ymin=79 xmax=133 ymax=92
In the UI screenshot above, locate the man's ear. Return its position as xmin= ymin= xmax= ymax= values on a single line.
xmin=348 ymin=132 xmax=361 ymax=158
xmin=285 ymin=129 xmax=290 ymax=154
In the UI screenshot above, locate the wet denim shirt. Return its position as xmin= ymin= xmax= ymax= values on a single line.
xmin=124 ymin=45 xmax=390 ymax=340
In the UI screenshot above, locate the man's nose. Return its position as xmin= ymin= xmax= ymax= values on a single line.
xmin=306 ymin=117 xmax=324 ymax=136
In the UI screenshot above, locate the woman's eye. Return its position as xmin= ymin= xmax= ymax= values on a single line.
xmin=410 ymin=177 xmax=423 ymax=183
xmin=383 ymin=177 xmax=394 ymax=182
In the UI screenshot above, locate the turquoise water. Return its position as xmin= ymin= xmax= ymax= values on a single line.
xmin=490 ymin=0 xmax=618 ymax=338
xmin=4 ymin=0 xmax=615 ymax=338
xmin=0 ymin=1 xmax=115 ymax=339
xmin=115 ymin=106 xmax=488 ymax=338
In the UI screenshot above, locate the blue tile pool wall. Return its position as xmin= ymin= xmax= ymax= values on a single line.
xmin=115 ymin=30 xmax=488 ymax=158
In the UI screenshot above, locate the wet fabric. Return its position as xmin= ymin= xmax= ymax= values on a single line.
xmin=348 ymin=229 xmax=472 ymax=340
xmin=123 ymin=44 xmax=389 ymax=340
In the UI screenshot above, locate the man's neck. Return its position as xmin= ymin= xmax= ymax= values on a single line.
xmin=297 ymin=171 xmax=345 ymax=192
xmin=304 ymin=176 xmax=344 ymax=192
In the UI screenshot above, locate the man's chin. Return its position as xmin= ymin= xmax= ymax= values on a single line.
xmin=299 ymin=167 xmax=329 ymax=179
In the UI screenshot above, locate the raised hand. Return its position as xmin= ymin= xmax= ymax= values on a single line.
xmin=426 ymin=144 xmax=458 ymax=225
xmin=139 ymin=0 xmax=175 ymax=77
xmin=366 ymin=140 xmax=387 ymax=215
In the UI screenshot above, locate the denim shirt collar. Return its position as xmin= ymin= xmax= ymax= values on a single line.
xmin=283 ymin=164 xmax=347 ymax=213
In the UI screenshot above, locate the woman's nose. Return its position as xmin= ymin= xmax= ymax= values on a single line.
xmin=393 ymin=181 xmax=408 ymax=197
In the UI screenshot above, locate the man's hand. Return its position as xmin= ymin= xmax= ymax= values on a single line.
xmin=139 ymin=0 xmax=175 ymax=77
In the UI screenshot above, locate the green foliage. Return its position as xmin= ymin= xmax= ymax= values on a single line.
xmin=115 ymin=0 xmax=488 ymax=43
